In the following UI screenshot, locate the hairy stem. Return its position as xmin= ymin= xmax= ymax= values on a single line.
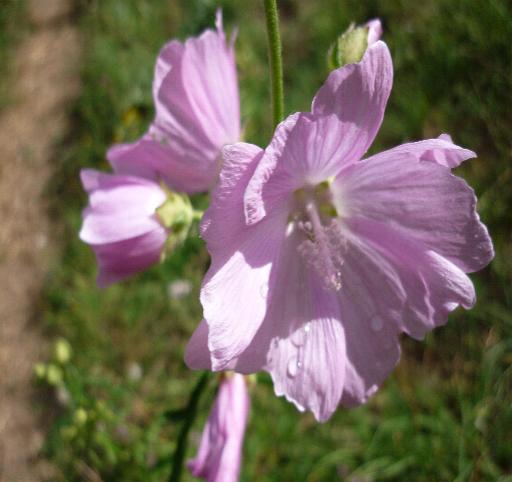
xmin=263 ymin=0 xmax=284 ymax=128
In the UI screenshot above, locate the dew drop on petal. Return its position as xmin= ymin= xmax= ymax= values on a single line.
xmin=291 ymin=328 xmax=304 ymax=347
xmin=304 ymin=322 xmax=311 ymax=334
xmin=287 ymin=357 xmax=300 ymax=377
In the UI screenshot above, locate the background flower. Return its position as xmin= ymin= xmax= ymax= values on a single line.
xmin=108 ymin=11 xmax=240 ymax=194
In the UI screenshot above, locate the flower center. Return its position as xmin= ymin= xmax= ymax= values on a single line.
xmin=293 ymin=182 xmax=346 ymax=291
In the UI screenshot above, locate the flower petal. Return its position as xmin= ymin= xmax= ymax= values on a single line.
xmin=333 ymin=151 xmax=494 ymax=273
xmin=200 ymin=142 xmax=289 ymax=371
xmin=110 ymin=12 xmax=240 ymax=194
xmin=155 ymin=12 xmax=240 ymax=166
xmin=185 ymin=319 xmax=212 ymax=370
xmin=365 ymin=133 xmax=476 ymax=169
xmin=312 ymin=41 xmax=393 ymax=158
xmin=188 ymin=373 xmax=249 ymax=482
xmin=244 ymin=113 xmax=356 ymax=226
xmin=366 ymin=19 xmax=383 ymax=45
xmin=93 ymin=228 xmax=167 ymax=288
xmin=107 ymin=134 xmax=217 ymax=194
xmin=264 ymin=229 xmax=346 ymax=422
xmin=343 ymin=218 xmax=476 ymax=340
xmin=79 ymin=169 xmax=166 ymax=244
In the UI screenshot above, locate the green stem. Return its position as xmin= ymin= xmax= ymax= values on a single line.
xmin=168 ymin=371 xmax=211 ymax=482
xmin=263 ymin=0 xmax=284 ymax=128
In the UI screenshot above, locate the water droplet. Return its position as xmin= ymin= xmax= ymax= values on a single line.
xmin=287 ymin=357 xmax=301 ymax=377
xmin=303 ymin=322 xmax=311 ymax=334
xmin=291 ymin=329 xmax=304 ymax=347
xmin=371 ymin=317 xmax=383 ymax=331
xmin=259 ymin=282 xmax=269 ymax=299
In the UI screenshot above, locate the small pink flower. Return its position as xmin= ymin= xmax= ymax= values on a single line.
xmin=108 ymin=11 xmax=240 ymax=194
xmin=79 ymin=169 xmax=168 ymax=287
xmin=188 ymin=373 xmax=250 ymax=482
xmin=186 ymin=41 xmax=494 ymax=421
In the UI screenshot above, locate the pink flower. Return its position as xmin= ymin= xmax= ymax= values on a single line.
xmin=108 ymin=11 xmax=240 ymax=194
xmin=79 ymin=169 xmax=168 ymax=287
xmin=188 ymin=373 xmax=250 ymax=482
xmin=185 ymin=41 xmax=494 ymax=421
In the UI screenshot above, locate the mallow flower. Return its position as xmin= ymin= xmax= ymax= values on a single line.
xmin=108 ymin=10 xmax=240 ymax=194
xmin=188 ymin=373 xmax=250 ymax=482
xmin=185 ymin=40 xmax=494 ymax=421
xmin=80 ymin=11 xmax=239 ymax=285
xmin=79 ymin=169 xmax=169 ymax=287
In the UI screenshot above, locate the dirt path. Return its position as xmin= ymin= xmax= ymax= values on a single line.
xmin=0 ymin=1 xmax=81 ymax=480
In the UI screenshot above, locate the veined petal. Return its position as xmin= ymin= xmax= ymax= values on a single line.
xmin=111 ymin=12 xmax=240 ymax=194
xmin=333 ymin=152 xmax=494 ymax=273
xmin=200 ymin=142 xmax=289 ymax=371
xmin=244 ymin=113 xmax=354 ymax=226
xmin=156 ymin=12 xmax=240 ymax=164
xmin=108 ymin=132 xmax=217 ymax=194
xmin=343 ymin=218 xmax=476 ymax=339
xmin=365 ymin=133 xmax=476 ymax=169
xmin=188 ymin=373 xmax=249 ymax=482
xmin=312 ymin=41 xmax=393 ymax=159
xmin=79 ymin=169 xmax=166 ymax=244
xmin=264 ymin=229 xmax=346 ymax=422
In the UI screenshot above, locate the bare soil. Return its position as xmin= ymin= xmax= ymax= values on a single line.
xmin=0 ymin=0 xmax=81 ymax=480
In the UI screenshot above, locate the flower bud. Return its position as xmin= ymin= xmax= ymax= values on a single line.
xmin=327 ymin=19 xmax=382 ymax=69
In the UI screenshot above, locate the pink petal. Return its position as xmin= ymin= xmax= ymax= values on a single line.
xmin=244 ymin=113 xmax=357 ymax=226
xmin=185 ymin=319 xmax=212 ymax=370
xmin=263 ymin=228 xmax=346 ymax=422
xmin=200 ymin=143 xmax=289 ymax=371
xmin=107 ymin=133 xmax=217 ymax=194
xmin=110 ymin=12 xmax=240 ymax=194
xmin=312 ymin=41 xmax=393 ymax=159
xmin=93 ymin=228 xmax=167 ymax=287
xmin=244 ymin=113 xmax=300 ymax=225
xmin=333 ymin=151 xmax=494 ymax=273
xmin=79 ymin=169 xmax=166 ymax=244
xmin=188 ymin=373 xmax=249 ymax=482
xmin=343 ymin=218 xmax=477 ymax=337
xmin=365 ymin=19 xmax=383 ymax=45
xmin=152 ymin=40 xmax=183 ymax=106
xmin=155 ymin=12 xmax=240 ymax=174
xmin=365 ymin=133 xmax=476 ymax=169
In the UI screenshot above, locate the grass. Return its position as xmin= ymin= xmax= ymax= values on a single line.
xmin=28 ymin=0 xmax=512 ymax=480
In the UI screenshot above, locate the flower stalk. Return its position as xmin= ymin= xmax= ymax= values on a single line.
xmin=263 ymin=0 xmax=284 ymax=128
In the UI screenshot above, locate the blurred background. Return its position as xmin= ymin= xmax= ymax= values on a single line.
xmin=0 ymin=0 xmax=510 ymax=480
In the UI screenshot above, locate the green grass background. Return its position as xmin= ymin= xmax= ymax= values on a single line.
xmin=4 ymin=0 xmax=511 ymax=480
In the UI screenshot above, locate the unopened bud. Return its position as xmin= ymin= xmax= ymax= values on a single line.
xmin=156 ymin=190 xmax=197 ymax=258
xmin=327 ymin=19 xmax=382 ymax=69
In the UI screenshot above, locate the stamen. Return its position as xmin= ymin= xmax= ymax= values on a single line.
xmin=297 ymin=201 xmax=346 ymax=291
